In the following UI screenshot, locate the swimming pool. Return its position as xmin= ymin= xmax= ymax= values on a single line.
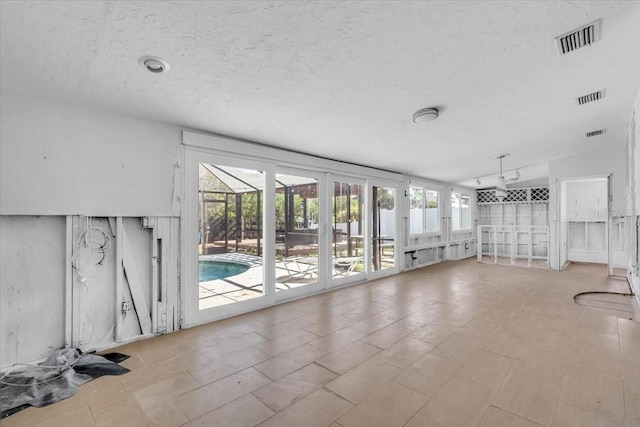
xmin=199 ymin=261 xmax=250 ymax=282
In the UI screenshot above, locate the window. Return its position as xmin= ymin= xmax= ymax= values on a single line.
xmin=451 ymin=192 xmax=471 ymax=231
xmin=410 ymin=186 xmax=439 ymax=234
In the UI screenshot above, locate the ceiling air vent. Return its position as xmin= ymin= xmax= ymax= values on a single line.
xmin=577 ymin=89 xmax=605 ymax=105
xmin=586 ymin=129 xmax=606 ymax=138
xmin=555 ymin=19 xmax=601 ymax=56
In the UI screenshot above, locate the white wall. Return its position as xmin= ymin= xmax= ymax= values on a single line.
xmin=548 ymin=144 xmax=626 ymax=270
xmin=0 ymin=89 xmax=476 ymax=364
xmin=634 ymin=109 xmax=640 ymax=303
xmin=626 ymin=87 xmax=640 ymax=303
xmin=635 ymin=88 xmax=640 ymax=224
xmin=0 ymin=90 xmax=181 ymax=216
xmin=1 ymin=216 xmax=66 ymax=367
xmin=0 ymin=91 xmax=181 ymax=366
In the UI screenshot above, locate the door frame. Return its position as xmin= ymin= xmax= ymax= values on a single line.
xmin=180 ymin=130 xmax=405 ymax=328
xmin=273 ymin=165 xmax=326 ymax=302
xmin=328 ymin=174 xmax=368 ymax=288
xmin=366 ymin=178 xmax=402 ymax=280
xmin=182 ymin=147 xmax=275 ymax=327
xmin=556 ymin=174 xmax=611 ymax=273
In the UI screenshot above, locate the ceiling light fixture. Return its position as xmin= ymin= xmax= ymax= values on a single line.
xmin=138 ymin=56 xmax=170 ymax=74
xmin=413 ymin=107 xmax=439 ymax=123
xmin=495 ymin=154 xmax=509 ymax=201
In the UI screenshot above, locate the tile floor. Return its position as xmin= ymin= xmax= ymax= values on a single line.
xmin=3 ymin=260 xmax=640 ymax=427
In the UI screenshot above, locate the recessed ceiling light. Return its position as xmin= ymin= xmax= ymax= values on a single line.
xmin=413 ymin=107 xmax=439 ymax=123
xmin=138 ymin=56 xmax=170 ymax=73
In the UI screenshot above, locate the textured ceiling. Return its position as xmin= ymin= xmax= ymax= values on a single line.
xmin=2 ymin=1 xmax=639 ymax=184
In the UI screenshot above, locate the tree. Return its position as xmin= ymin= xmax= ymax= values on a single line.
xmin=410 ymin=186 xmax=423 ymax=209
xmin=376 ymin=187 xmax=395 ymax=211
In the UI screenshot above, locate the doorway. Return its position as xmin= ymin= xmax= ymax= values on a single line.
xmin=558 ymin=175 xmax=621 ymax=275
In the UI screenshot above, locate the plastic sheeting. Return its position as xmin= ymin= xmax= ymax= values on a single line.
xmin=1 ymin=348 xmax=130 ymax=418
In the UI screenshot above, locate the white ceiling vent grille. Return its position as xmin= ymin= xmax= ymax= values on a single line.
xmin=577 ymin=89 xmax=605 ymax=105
xmin=555 ymin=19 xmax=601 ymax=56
xmin=586 ymin=129 xmax=606 ymax=138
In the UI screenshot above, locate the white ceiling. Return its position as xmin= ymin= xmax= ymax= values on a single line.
xmin=2 ymin=1 xmax=639 ymax=184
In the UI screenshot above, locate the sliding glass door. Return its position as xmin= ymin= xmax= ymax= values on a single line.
xmin=198 ymin=163 xmax=266 ymax=310
xmin=183 ymin=140 xmax=403 ymax=326
xmin=184 ymin=150 xmax=274 ymax=325
xmin=274 ymin=169 xmax=322 ymax=296
xmin=369 ymin=181 xmax=399 ymax=277
xmin=331 ymin=177 xmax=366 ymax=284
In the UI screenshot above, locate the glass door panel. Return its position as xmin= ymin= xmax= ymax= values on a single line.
xmin=371 ymin=185 xmax=396 ymax=272
xmin=332 ymin=181 xmax=365 ymax=279
xmin=274 ymin=173 xmax=319 ymax=292
xmin=198 ymin=163 xmax=265 ymax=310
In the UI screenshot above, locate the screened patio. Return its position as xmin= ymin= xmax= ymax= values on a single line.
xmin=197 ymin=163 xmax=383 ymax=309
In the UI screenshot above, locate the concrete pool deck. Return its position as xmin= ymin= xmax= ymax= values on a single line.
xmin=198 ymin=253 xmax=318 ymax=310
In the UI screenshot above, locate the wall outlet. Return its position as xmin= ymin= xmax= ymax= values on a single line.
xmin=122 ymin=301 xmax=133 ymax=313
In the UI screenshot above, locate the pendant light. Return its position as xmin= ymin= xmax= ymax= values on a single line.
xmin=495 ymin=154 xmax=508 ymax=201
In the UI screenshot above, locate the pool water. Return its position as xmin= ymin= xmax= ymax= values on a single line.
xmin=199 ymin=261 xmax=250 ymax=282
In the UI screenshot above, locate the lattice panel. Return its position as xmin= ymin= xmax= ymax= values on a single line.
xmin=504 ymin=189 xmax=527 ymax=202
xmin=531 ymin=187 xmax=549 ymax=202
xmin=477 ymin=190 xmax=499 ymax=204
xmin=477 ymin=187 xmax=549 ymax=204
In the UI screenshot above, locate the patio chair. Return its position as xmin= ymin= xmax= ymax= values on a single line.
xmin=278 ymin=256 xmax=319 ymax=280
xmin=333 ymin=256 xmax=364 ymax=276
